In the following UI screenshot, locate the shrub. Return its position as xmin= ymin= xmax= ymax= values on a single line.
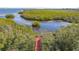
xmin=18 ymin=11 xmax=23 ymax=14
xmin=32 ymin=21 xmax=40 ymax=28
xmin=0 ymin=18 xmax=35 ymax=51
xmin=5 ymin=14 xmax=15 ymax=19
xmin=48 ymin=25 xmax=79 ymax=51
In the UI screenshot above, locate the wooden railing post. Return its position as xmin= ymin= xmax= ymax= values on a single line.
xmin=35 ymin=36 xmax=42 ymax=51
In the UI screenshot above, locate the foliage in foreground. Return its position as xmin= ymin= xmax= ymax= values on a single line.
xmin=0 ymin=18 xmax=35 ymax=51
xmin=41 ymin=24 xmax=79 ymax=51
xmin=0 ymin=18 xmax=79 ymax=51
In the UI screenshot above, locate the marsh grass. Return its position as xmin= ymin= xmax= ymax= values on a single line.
xmin=21 ymin=10 xmax=79 ymax=23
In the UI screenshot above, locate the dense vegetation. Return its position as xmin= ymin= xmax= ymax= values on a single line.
xmin=0 ymin=18 xmax=79 ymax=51
xmin=41 ymin=24 xmax=79 ymax=51
xmin=20 ymin=10 xmax=79 ymax=23
xmin=0 ymin=9 xmax=79 ymax=51
xmin=0 ymin=18 xmax=36 ymax=51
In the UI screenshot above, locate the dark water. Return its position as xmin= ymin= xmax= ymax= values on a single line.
xmin=0 ymin=8 xmax=70 ymax=32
